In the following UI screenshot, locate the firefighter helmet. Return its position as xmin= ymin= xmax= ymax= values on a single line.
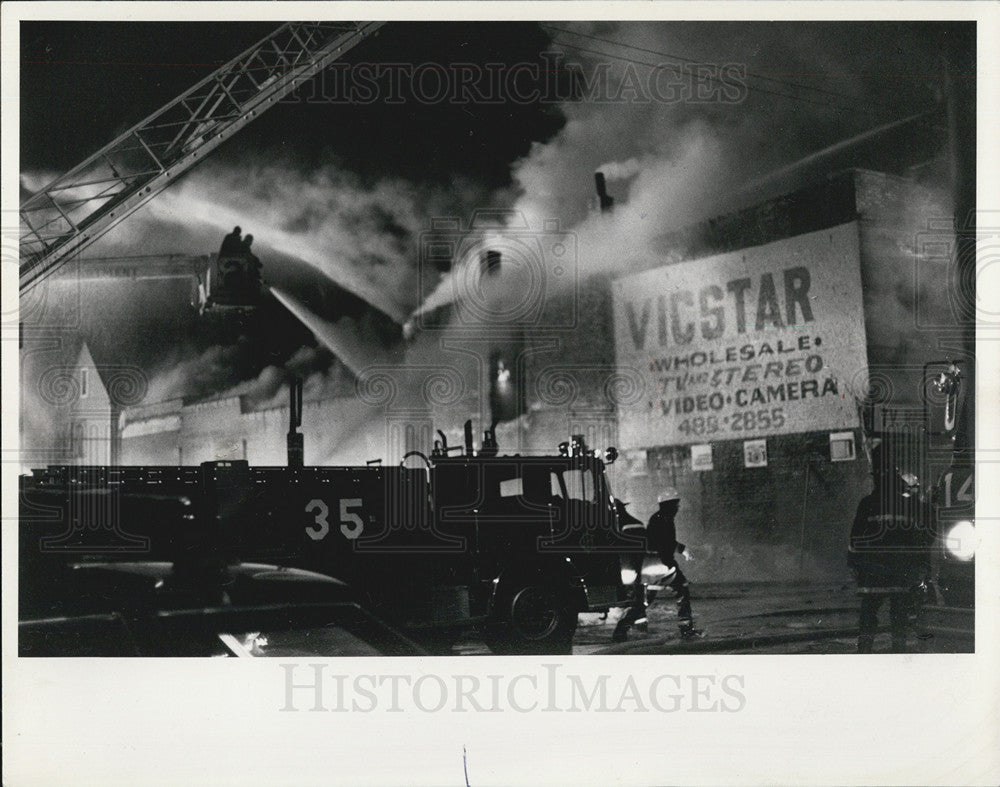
xmin=657 ymin=487 xmax=680 ymax=503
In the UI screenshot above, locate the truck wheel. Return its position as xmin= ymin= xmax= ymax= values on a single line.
xmin=484 ymin=584 xmax=577 ymax=655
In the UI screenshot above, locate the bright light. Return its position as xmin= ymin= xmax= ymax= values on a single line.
xmin=621 ymin=567 xmax=637 ymax=585
xmin=945 ymin=520 xmax=975 ymax=561
xmin=642 ymin=558 xmax=676 ymax=588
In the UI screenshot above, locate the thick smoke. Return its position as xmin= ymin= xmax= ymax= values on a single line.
xmin=410 ymin=21 xmax=945 ymax=319
xmin=22 ymin=159 xmax=493 ymax=325
xmin=595 ymin=157 xmax=642 ymax=181
xmin=408 ymin=117 xmax=739 ymax=327
xmin=510 ymin=22 xmax=944 ymax=267
xmin=21 ymin=153 xmax=493 ymax=400
xmin=22 ymin=22 xmax=953 ymax=471
xmin=406 ymin=21 xmax=954 ymax=441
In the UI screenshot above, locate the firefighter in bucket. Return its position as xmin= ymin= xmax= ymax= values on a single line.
xmin=209 ymin=226 xmax=264 ymax=308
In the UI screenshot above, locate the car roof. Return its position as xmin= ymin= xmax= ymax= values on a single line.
xmin=70 ymin=560 xmax=347 ymax=584
xmin=21 ymin=560 xmax=355 ymax=621
xmin=20 ymin=601 xmax=428 ymax=657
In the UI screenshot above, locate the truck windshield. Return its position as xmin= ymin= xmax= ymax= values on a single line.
xmin=559 ymin=468 xmax=596 ymax=502
xmin=496 ymin=467 xmax=597 ymax=504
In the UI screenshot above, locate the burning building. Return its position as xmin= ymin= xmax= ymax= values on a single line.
xmin=403 ymin=166 xmax=958 ymax=579
xmin=120 ymin=391 xmax=392 ymax=467
xmin=115 ymin=166 xmax=956 ymax=581
xmin=20 ymin=337 xmax=121 ymax=471
xmin=517 ymin=167 xmax=957 ymax=579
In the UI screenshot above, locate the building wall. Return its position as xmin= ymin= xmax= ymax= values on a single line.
xmin=520 ymin=169 xmax=954 ymax=580
xmin=121 ymin=393 xmax=397 ymax=468
xmin=117 ymin=170 xmax=957 ymax=582
xmin=20 ymin=339 xmax=114 ymax=470
xmin=72 ymin=345 xmax=114 ymax=465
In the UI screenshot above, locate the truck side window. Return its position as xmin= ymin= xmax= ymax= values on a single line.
xmin=499 ymin=477 xmax=523 ymax=498
xmin=498 ymin=467 xmax=558 ymax=505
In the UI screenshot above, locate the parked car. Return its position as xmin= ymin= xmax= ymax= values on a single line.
xmin=19 ymin=560 xmax=426 ymax=657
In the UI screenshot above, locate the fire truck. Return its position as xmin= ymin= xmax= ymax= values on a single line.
xmin=17 ymin=22 xmax=644 ymax=655
xmin=19 ymin=382 xmax=641 ymax=654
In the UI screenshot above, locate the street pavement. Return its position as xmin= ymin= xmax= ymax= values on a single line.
xmin=448 ymin=581 xmax=974 ymax=655
xmin=579 ymin=582 xmax=975 ymax=655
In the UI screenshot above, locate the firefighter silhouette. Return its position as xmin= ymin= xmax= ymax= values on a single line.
xmin=240 ymin=234 xmax=263 ymax=293
xmin=849 ymin=445 xmax=932 ymax=653
xmin=613 ymin=488 xmax=700 ymax=642
xmin=219 ymin=226 xmax=242 ymax=256
xmin=216 ymin=228 xmax=262 ymax=299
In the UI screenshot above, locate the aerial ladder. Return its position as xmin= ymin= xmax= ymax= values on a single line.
xmin=67 ymin=253 xmax=208 ymax=285
xmin=20 ymin=21 xmax=384 ymax=294
xmin=57 ymin=252 xmax=229 ymax=313
xmin=58 ymin=248 xmax=290 ymax=314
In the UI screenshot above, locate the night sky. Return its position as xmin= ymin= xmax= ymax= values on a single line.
xmin=20 ymin=22 xmax=568 ymax=185
xmin=20 ymin=22 xmax=574 ymax=392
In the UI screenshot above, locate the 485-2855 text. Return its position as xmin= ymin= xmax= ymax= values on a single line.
xmin=677 ymin=408 xmax=786 ymax=437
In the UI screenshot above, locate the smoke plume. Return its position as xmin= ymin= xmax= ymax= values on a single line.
xmin=20 ymin=22 xmax=955 ymax=469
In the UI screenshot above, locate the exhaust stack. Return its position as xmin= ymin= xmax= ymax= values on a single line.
xmin=594 ymin=172 xmax=614 ymax=213
xmin=287 ymin=376 xmax=304 ymax=467
xmin=464 ymin=420 xmax=475 ymax=457
xmin=481 ymin=249 xmax=502 ymax=276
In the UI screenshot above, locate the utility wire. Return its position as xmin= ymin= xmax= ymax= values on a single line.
xmin=738 ymin=109 xmax=935 ymax=193
xmin=545 ymin=29 xmax=943 ymax=199
xmin=549 ymin=39 xmax=879 ymax=117
xmin=542 ymin=24 xmax=868 ymax=108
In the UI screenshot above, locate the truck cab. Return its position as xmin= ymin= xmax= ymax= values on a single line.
xmin=426 ymin=446 xmax=640 ymax=652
